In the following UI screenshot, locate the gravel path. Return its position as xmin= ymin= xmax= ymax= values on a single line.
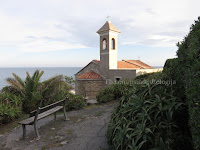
xmin=0 ymin=102 xmax=116 ymax=150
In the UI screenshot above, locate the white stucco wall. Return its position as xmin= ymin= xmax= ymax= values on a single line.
xmin=136 ymin=68 xmax=163 ymax=76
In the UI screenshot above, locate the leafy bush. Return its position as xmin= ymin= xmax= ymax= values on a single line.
xmin=97 ymin=79 xmax=137 ymax=103
xmin=65 ymin=76 xmax=75 ymax=89
xmin=1 ymin=70 xmax=85 ymax=125
xmin=38 ymin=75 xmax=71 ymax=107
xmin=97 ymin=72 xmax=163 ymax=103
xmin=6 ymin=70 xmax=44 ymax=113
xmin=6 ymin=70 xmax=72 ymax=113
xmin=0 ymin=93 xmax=22 ymax=123
xmin=163 ymin=58 xmax=192 ymax=149
xmin=110 ymin=80 xmax=134 ymax=100
xmin=1 ymin=86 xmax=22 ymax=96
xmin=163 ymin=58 xmax=186 ymax=102
xmin=167 ymin=17 xmax=200 ymax=149
xmin=96 ymin=87 xmax=115 ymax=103
xmin=105 ymin=70 xmax=193 ymax=149
xmin=65 ymin=93 xmax=86 ymax=111
xmin=107 ymin=82 xmax=190 ymax=150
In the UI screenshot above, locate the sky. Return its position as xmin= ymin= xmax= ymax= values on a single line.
xmin=0 ymin=0 xmax=200 ymax=67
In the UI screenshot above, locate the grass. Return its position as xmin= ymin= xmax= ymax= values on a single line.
xmin=95 ymin=110 xmax=106 ymax=117
xmin=41 ymin=142 xmax=62 ymax=150
xmin=0 ymin=113 xmax=28 ymax=135
xmin=85 ymin=100 xmax=116 ymax=110
xmin=1 ymin=143 xmax=6 ymax=148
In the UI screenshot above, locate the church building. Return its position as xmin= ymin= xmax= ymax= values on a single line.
xmin=75 ymin=20 xmax=162 ymax=100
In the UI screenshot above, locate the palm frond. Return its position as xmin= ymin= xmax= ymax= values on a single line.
xmin=12 ymin=73 xmax=25 ymax=89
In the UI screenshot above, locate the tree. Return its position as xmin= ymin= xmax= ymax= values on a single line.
xmin=6 ymin=70 xmax=44 ymax=113
xmin=38 ymin=75 xmax=70 ymax=106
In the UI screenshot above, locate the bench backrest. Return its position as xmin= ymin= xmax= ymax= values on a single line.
xmin=29 ymin=97 xmax=68 ymax=117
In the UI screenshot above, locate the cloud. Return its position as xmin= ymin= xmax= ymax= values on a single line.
xmin=139 ymin=36 xmax=179 ymax=47
xmin=19 ymin=39 xmax=87 ymax=52
xmin=0 ymin=13 xmax=88 ymax=52
xmin=0 ymin=0 xmax=199 ymax=50
xmin=0 ymin=0 xmax=200 ymax=66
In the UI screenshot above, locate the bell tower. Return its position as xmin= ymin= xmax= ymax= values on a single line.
xmin=97 ymin=20 xmax=120 ymax=71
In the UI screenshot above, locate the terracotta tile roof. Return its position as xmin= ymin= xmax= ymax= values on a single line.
xmin=117 ymin=61 xmax=142 ymax=69
xmin=76 ymin=59 xmax=152 ymax=76
xmin=93 ymin=60 xmax=100 ymax=63
xmin=97 ymin=21 xmax=120 ymax=34
xmin=124 ymin=60 xmax=153 ymax=69
xmin=77 ymin=71 xmax=103 ymax=79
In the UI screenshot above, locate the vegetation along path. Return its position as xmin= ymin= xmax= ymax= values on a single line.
xmin=0 ymin=102 xmax=115 ymax=150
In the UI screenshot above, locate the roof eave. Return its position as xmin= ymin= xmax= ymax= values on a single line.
xmin=97 ymin=29 xmax=120 ymax=34
xmin=76 ymin=78 xmax=105 ymax=81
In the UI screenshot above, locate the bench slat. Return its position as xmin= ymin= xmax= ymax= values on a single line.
xmin=29 ymin=99 xmax=66 ymax=117
xmin=18 ymin=106 xmax=63 ymax=125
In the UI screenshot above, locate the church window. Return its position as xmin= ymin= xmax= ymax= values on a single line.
xmin=102 ymin=38 xmax=107 ymax=50
xmin=111 ymin=38 xmax=115 ymax=50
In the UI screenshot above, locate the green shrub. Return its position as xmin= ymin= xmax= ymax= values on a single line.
xmin=97 ymin=79 xmax=137 ymax=103
xmin=65 ymin=93 xmax=86 ymax=111
xmin=110 ymin=80 xmax=134 ymax=100
xmin=65 ymin=76 xmax=75 ymax=88
xmin=6 ymin=70 xmax=44 ymax=113
xmin=96 ymin=87 xmax=115 ymax=103
xmin=97 ymin=72 xmax=163 ymax=104
xmin=171 ymin=17 xmax=200 ymax=149
xmin=38 ymin=75 xmax=71 ymax=107
xmin=163 ymin=58 xmax=186 ymax=102
xmin=1 ymin=86 xmax=22 ymax=97
xmin=0 ymin=93 xmax=22 ymax=123
xmin=6 ymin=70 xmax=72 ymax=113
xmin=163 ymin=58 xmax=192 ymax=149
xmin=107 ymin=82 xmax=188 ymax=150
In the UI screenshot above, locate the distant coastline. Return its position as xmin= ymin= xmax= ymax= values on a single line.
xmin=0 ymin=67 xmax=82 ymax=90
xmin=152 ymin=66 xmax=163 ymax=68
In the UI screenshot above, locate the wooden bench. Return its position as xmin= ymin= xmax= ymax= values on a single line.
xmin=18 ymin=97 xmax=69 ymax=139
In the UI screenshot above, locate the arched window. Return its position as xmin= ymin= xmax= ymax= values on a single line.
xmin=102 ymin=38 xmax=107 ymax=50
xmin=111 ymin=38 xmax=115 ymax=50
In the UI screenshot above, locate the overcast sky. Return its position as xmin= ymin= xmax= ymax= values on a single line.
xmin=0 ymin=0 xmax=199 ymax=67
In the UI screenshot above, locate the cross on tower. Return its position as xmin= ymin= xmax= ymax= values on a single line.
xmin=107 ymin=16 xmax=111 ymax=21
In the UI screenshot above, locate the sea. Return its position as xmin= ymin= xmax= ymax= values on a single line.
xmin=0 ymin=67 xmax=82 ymax=90
xmin=0 ymin=66 xmax=163 ymax=90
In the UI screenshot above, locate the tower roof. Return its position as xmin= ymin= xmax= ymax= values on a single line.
xmin=97 ymin=21 xmax=120 ymax=34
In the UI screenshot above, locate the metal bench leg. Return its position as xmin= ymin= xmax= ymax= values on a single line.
xmin=54 ymin=112 xmax=57 ymax=120
xmin=22 ymin=124 xmax=26 ymax=139
xmin=34 ymin=122 xmax=40 ymax=138
xmin=63 ymin=106 xmax=69 ymax=121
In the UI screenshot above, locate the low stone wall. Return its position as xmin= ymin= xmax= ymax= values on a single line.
xmin=136 ymin=68 xmax=163 ymax=76
xmin=75 ymin=79 xmax=106 ymax=100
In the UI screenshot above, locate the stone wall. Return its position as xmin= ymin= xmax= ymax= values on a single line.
xmin=75 ymin=79 xmax=106 ymax=100
xmin=108 ymin=69 xmax=136 ymax=81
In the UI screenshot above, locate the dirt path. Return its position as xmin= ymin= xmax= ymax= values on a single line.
xmin=0 ymin=102 xmax=116 ymax=150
